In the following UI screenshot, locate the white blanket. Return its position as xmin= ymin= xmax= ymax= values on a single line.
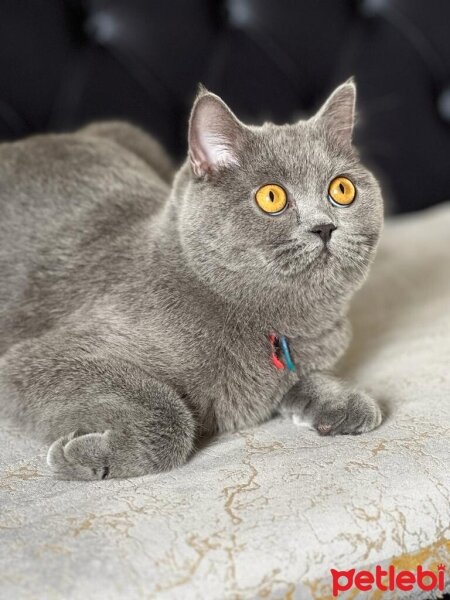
xmin=1 ymin=203 xmax=449 ymax=599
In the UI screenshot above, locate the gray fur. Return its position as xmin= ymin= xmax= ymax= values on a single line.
xmin=0 ymin=82 xmax=384 ymax=480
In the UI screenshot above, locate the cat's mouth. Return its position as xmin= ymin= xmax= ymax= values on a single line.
xmin=262 ymin=233 xmax=375 ymax=281
xmin=261 ymin=241 xmax=331 ymax=278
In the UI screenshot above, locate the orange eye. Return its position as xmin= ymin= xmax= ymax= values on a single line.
xmin=255 ymin=184 xmax=287 ymax=214
xmin=328 ymin=176 xmax=356 ymax=206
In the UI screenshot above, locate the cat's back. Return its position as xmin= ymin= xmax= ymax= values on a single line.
xmin=0 ymin=123 xmax=172 ymax=348
xmin=0 ymin=122 xmax=171 ymax=236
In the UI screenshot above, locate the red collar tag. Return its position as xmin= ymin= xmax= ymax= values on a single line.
xmin=269 ymin=334 xmax=296 ymax=372
xmin=269 ymin=334 xmax=285 ymax=370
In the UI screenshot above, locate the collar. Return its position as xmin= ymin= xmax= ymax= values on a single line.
xmin=269 ymin=333 xmax=296 ymax=372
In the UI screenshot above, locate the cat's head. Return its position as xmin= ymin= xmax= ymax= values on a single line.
xmin=176 ymin=81 xmax=383 ymax=310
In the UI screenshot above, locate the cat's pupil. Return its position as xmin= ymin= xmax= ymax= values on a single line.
xmin=268 ymin=190 xmax=275 ymax=202
xmin=339 ymin=183 xmax=345 ymax=194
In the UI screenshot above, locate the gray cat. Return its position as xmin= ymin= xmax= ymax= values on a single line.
xmin=0 ymin=81 xmax=383 ymax=480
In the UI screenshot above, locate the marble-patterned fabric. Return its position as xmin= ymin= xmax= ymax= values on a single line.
xmin=1 ymin=204 xmax=449 ymax=600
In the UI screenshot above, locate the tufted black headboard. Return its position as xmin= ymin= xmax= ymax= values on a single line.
xmin=1 ymin=0 xmax=449 ymax=213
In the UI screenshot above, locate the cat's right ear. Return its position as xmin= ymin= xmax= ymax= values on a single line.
xmin=313 ymin=79 xmax=356 ymax=147
xmin=188 ymin=89 xmax=245 ymax=178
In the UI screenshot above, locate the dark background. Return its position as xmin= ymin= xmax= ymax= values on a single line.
xmin=1 ymin=0 xmax=450 ymax=213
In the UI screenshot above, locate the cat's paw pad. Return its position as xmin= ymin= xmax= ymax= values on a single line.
xmin=313 ymin=392 xmax=382 ymax=436
xmin=47 ymin=430 xmax=111 ymax=480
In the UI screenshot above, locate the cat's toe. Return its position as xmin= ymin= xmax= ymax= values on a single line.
xmin=314 ymin=392 xmax=382 ymax=436
xmin=47 ymin=431 xmax=111 ymax=480
xmin=340 ymin=392 xmax=382 ymax=434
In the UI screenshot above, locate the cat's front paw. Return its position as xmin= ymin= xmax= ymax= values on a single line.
xmin=47 ymin=430 xmax=113 ymax=480
xmin=310 ymin=391 xmax=382 ymax=436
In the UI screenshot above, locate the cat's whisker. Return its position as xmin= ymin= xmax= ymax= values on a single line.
xmin=265 ymin=238 xmax=300 ymax=250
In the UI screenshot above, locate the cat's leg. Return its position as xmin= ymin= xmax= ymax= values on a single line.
xmin=279 ymin=372 xmax=382 ymax=436
xmin=46 ymin=386 xmax=194 ymax=480
xmin=0 ymin=334 xmax=195 ymax=480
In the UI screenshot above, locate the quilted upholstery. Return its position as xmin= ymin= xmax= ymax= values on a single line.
xmin=0 ymin=203 xmax=449 ymax=599
xmin=1 ymin=1 xmax=450 ymax=213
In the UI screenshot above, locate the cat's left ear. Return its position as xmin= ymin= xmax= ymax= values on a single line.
xmin=313 ymin=79 xmax=356 ymax=146
xmin=188 ymin=89 xmax=246 ymax=177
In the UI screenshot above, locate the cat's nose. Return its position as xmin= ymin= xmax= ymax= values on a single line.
xmin=310 ymin=223 xmax=336 ymax=244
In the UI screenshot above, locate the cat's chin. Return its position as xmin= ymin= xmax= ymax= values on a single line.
xmin=274 ymin=248 xmax=368 ymax=293
xmin=271 ymin=254 xmax=330 ymax=283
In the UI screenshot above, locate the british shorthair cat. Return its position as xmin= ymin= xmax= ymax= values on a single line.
xmin=0 ymin=81 xmax=383 ymax=479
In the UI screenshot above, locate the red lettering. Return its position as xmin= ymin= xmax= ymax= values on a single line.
xmin=396 ymin=571 xmax=415 ymax=591
xmin=389 ymin=565 xmax=395 ymax=590
xmin=331 ymin=563 xmax=446 ymax=595
xmin=438 ymin=565 xmax=446 ymax=591
xmin=417 ymin=565 xmax=437 ymax=591
xmin=354 ymin=571 xmax=374 ymax=591
xmin=374 ymin=565 xmax=388 ymax=591
xmin=331 ymin=569 xmax=355 ymax=597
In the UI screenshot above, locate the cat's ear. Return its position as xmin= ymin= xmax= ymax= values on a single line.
xmin=188 ymin=89 xmax=246 ymax=177
xmin=313 ymin=79 xmax=356 ymax=146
